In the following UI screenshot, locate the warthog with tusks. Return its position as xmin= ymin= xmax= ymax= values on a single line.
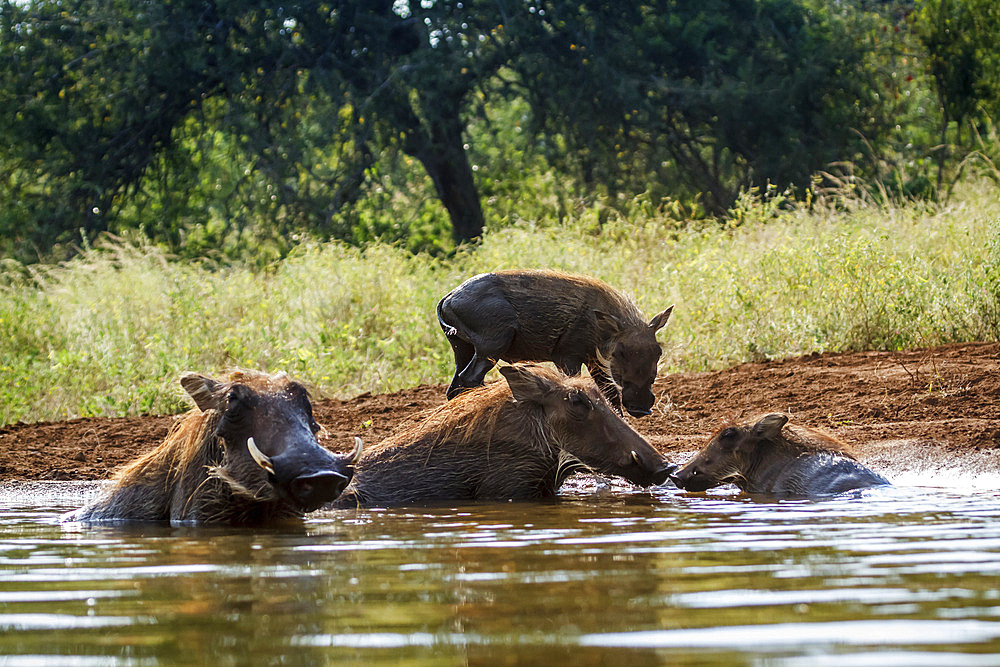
xmin=64 ymin=370 xmax=362 ymax=524
xmin=437 ymin=270 xmax=673 ymax=417
xmin=670 ymin=413 xmax=890 ymax=496
xmin=333 ymin=363 xmax=676 ymax=507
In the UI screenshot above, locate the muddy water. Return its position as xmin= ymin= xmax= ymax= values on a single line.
xmin=2 ymin=477 xmax=1000 ymax=665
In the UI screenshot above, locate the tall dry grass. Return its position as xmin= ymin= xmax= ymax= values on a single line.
xmin=2 ymin=182 xmax=998 ymax=425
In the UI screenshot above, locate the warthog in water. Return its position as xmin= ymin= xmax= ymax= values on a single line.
xmin=64 ymin=370 xmax=362 ymax=524
xmin=333 ymin=363 xmax=676 ymax=507
xmin=437 ymin=270 xmax=673 ymax=417
xmin=670 ymin=413 xmax=890 ymax=496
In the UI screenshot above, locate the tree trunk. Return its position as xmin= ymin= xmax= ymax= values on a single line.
xmin=401 ymin=107 xmax=485 ymax=243
xmin=936 ymin=100 xmax=948 ymax=195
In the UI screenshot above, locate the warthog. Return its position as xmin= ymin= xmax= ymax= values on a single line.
xmin=437 ymin=270 xmax=673 ymax=417
xmin=670 ymin=413 xmax=890 ymax=496
xmin=64 ymin=370 xmax=362 ymax=524
xmin=334 ymin=363 xmax=676 ymax=506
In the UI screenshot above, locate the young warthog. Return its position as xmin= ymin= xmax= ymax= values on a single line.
xmin=64 ymin=370 xmax=362 ymax=524
xmin=334 ymin=363 xmax=675 ymax=506
xmin=437 ymin=270 xmax=673 ymax=417
xmin=670 ymin=413 xmax=890 ymax=496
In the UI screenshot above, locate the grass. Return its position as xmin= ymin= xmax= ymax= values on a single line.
xmin=1 ymin=182 xmax=998 ymax=426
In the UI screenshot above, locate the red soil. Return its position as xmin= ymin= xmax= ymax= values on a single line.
xmin=2 ymin=342 xmax=998 ymax=482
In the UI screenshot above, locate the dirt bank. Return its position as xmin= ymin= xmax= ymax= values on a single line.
xmin=2 ymin=342 xmax=998 ymax=482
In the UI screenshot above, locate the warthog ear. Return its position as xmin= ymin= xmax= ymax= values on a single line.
xmin=752 ymin=413 xmax=789 ymax=439
xmin=648 ymin=305 xmax=674 ymax=332
xmin=499 ymin=364 xmax=558 ymax=404
xmin=180 ymin=372 xmax=225 ymax=412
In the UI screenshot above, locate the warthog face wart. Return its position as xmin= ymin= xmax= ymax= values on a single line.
xmin=335 ymin=363 xmax=677 ymax=507
xmin=64 ymin=370 xmax=361 ymax=525
xmin=670 ymin=413 xmax=890 ymax=497
xmin=602 ymin=307 xmax=672 ymax=417
xmin=437 ymin=270 xmax=673 ymax=418
xmin=182 ymin=373 xmax=361 ymax=512
xmin=500 ymin=364 xmax=676 ymax=487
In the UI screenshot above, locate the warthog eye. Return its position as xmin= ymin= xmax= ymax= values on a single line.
xmin=224 ymin=388 xmax=247 ymax=413
xmin=222 ymin=387 xmax=255 ymax=425
xmin=286 ymin=382 xmax=308 ymax=398
xmin=720 ymin=427 xmax=739 ymax=441
xmin=566 ymin=391 xmax=593 ymax=415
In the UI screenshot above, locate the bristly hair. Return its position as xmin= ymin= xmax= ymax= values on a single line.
xmin=373 ymin=364 xmax=603 ymax=457
xmin=727 ymin=415 xmax=859 ymax=460
xmin=114 ymin=408 xmax=223 ymax=489
xmin=779 ymin=422 xmax=859 ymax=459
xmin=375 ymin=377 xmax=543 ymax=455
xmin=225 ymin=369 xmax=293 ymax=393
xmin=535 ymin=270 xmax=647 ymax=327
xmin=496 ymin=269 xmax=648 ymax=330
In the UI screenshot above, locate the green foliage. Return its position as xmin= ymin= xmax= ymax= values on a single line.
xmin=915 ymin=0 xmax=1000 ymax=127
xmin=977 ymin=219 xmax=1000 ymax=338
xmin=504 ymin=0 xmax=881 ymax=213
xmin=0 ymin=0 xmax=481 ymax=259
xmin=0 ymin=0 xmax=241 ymax=257
xmin=9 ymin=0 xmax=1000 ymax=264
xmin=1 ymin=182 xmax=998 ymax=425
xmin=913 ymin=0 xmax=1000 ymax=190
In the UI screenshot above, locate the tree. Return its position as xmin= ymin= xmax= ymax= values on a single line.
xmin=914 ymin=0 xmax=1000 ymax=191
xmin=505 ymin=0 xmax=878 ymax=213
xmin=1 ymin=0 xmax=886 ymax=261
xmin=0 ymin=0 xmax=504 ymax=255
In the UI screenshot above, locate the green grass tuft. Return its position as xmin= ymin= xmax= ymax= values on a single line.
xmin=2 ymin=182 xmax=998 ymax=425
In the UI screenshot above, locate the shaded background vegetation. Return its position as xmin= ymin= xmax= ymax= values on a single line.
xmin=1 ymin=185 xmax=998 ymax=425
xmin=2 ymin=0 xmax=1000 ymax=425
xmin=2 ymin=0 xmax=999 ymax=265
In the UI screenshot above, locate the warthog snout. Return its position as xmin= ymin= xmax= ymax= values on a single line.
xmin=621 ymin=383 xmax=656 ymax=417
xmin=618 ymin=441 xmax=675 ymax=487
xmin=287 ymin=470 xmax=350 ymax=511
xmin=624 ymin=401 xmax=654 ymax=418
xmin=669 ymin=467 xmax=715 ymax=492
xmin=267 ymin=436 xmax=362 ymax=512
xmin=66 ymin=370 xmax=359 ymax=525
xmin=653 ymin=462 xmax=678 ymax=486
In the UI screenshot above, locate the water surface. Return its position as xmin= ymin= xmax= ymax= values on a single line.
xmin=1 ymin=477 xmax=999 ymax=665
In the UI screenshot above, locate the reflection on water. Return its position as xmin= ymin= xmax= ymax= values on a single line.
xmin=1 ymin=479 xmax=999 ymax=664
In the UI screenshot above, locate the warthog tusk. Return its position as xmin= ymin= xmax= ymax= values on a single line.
xmin=246 ymin=437 xmax=275 ymax=475
xmin=631 ymin=450 xmax=641 ymax=465
xmin=351 ymin=436 xmax=364 ymax=464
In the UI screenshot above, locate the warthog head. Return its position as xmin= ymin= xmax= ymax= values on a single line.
xmin=499 ymin=364 xmax=675 ymax=487
xmin=598 ymin=305 xmax=673 ymax=417
xmin=181 ymin=371 xmax=362 ymax=512
xmin=670 ymin=413 xmax=789 ymax=492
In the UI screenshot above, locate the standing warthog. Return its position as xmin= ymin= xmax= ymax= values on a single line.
xmin=437 ymin=270 xmax=673 ymax=417
xmin=670 ymin=413 xmax=890 ymax=496
xmin=64 ymin=370 xmax=362 ymax=525
xmin=333 ymin=363 xmax=676 ymax=507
